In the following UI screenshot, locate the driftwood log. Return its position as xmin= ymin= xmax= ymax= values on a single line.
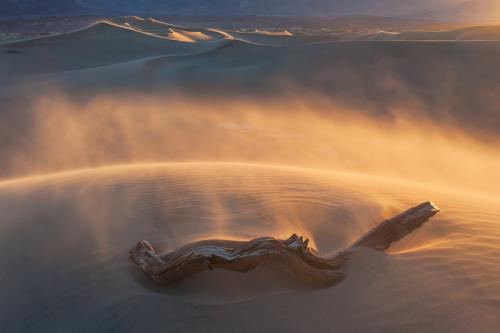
xmin=129 ymin=202 xmax=439 ymax=286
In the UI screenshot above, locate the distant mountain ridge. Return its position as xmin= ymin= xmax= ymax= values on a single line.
xmin=0 ymin=0 xmax=83 ymax=16
xmin=0 ymin=0 xmax=499 ymax=22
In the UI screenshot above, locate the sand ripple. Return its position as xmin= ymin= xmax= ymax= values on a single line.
xmin=0 ymin=162 xmax=499 ymax=332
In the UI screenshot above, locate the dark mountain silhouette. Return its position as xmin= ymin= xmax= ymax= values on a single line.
xmin=0 ymin=0 xmax=498 ymax=22
xmin=0 ymin=0 xmax=83 ymax=16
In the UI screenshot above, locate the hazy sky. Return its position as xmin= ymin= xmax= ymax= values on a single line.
xmin=1 ymin=0 xmax=499 ymax=22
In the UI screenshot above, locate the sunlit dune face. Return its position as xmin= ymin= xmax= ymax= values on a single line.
xmin=181 ymin=31 xmax=213 ymax=41
xmin=252 ymin=29 xmax=293 ymax=36
xmin=166 ymin=29 xmax=197 ymax=43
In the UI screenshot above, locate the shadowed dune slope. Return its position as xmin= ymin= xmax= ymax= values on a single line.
xmin=2 ymin=31 xmax=500 ymax=133
xmin=0 ymin=19 xmax=232 ymax=75
xmin=137 ymin=40 xmax=500 ymax=134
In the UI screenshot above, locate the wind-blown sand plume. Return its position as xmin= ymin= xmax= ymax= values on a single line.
xmin=4 ymin=17 xmax=500 ymax=127
xmin=2 ymin=94 xmax=499 ymax=199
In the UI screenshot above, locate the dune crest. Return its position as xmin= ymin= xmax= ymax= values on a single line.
xmin=253 ymin=29 xmax=293 ymax=36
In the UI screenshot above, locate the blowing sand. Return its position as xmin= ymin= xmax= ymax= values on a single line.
xmin=1 ymin=16 xmax=500 ymax=333
xmin=1 ymin=163 xmax=499 ymax=332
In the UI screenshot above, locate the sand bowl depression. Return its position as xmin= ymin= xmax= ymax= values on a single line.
xmin=1 ymin=162 xmax=499 ymax=332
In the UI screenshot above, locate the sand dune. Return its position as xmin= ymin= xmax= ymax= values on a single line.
xmin=107 ymin=16 xmax=297 ymax=45
xmin=1 ymin=162 xmax=499 ymax=332
xmin=6 ymin=18 xmax=499 ymax=131
xmin=253 ymin=29 xmax=293 ymax=36
xmin=2 ymin=15 xmax=500 ymax=332
xmin=166 ymin=29 xmax=215 ymax=43
xmin=128 ymin=39 xmax=500 ymax=135
xmin=107 ymin=16 xmax=232 ymax=42
xmin=0 ymin=18 xmax=234 ymax=76
xmin=358 ymin=25 xmax=500 ymax=41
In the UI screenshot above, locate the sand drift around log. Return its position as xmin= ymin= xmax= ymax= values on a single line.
xmin=130 ymin=202 xmax=439 ymax=286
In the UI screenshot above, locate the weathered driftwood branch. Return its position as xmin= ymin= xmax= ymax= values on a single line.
xmin=129 ymin=202 xmax=439 ymax=286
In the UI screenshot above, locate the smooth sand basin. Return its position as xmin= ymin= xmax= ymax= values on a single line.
xmin=1 ymin=162 xmax=499 ymax=332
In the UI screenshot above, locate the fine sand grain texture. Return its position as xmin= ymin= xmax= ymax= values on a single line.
xmin=0 ymin=163 xmax=499 ymax=332
xmin=1 ymin=15 xmax=500 ymax=333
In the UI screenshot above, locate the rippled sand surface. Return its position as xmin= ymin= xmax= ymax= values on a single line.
xmin=1 ymin=162 xmax=499 ymax=332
